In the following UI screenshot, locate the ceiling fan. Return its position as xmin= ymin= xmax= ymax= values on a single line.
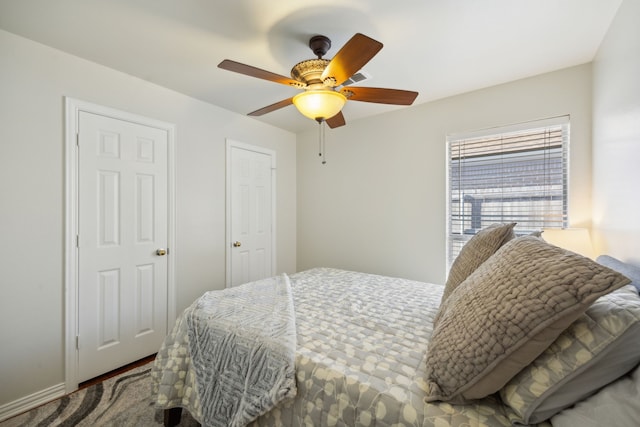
xmin=218 ymin=33 xmax=419 ymax=128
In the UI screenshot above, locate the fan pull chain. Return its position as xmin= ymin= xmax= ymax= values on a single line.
xmin=318 ymin=120 xmax=327 ymax=165
xmin=318 ymin=121 xmax=322 ymax=157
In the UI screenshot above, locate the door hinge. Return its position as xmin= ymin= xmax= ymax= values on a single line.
xmin=76 ymin=235 xmax=79 ymax=248
xmin=76 ymin=133 xmax=79 ymax=146
xmin=76 ymin=336 xmax=79 ymax=349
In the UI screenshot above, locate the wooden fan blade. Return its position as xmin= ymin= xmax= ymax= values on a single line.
xmin=326 ymin=111 xmax=346 ymax=129
xmin=247 ymin=97 xmax=294 ymax=116
xmin=218 ymin=60 xmax=304 ymax=88
xmin=342 ymin=87 xmax=418 ymax=105
xmin=321 ymin=33 xmax=383 ymax=86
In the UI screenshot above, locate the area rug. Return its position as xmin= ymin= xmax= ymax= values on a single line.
xmin=1 ymin=363 xmax=199 ymax=427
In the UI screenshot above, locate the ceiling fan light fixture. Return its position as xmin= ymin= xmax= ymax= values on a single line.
xmin=218 ymin=33 xmax=418 ymax=129
xmin=292 ymin=90 xmax=346 ymax=121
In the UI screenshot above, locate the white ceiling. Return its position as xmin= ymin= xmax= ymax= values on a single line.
xmin=0 ymin=0 xmax=622 ymax=133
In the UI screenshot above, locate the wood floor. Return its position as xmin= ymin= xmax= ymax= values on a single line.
xmin=78 ymin=354 xmax=157 ymax=390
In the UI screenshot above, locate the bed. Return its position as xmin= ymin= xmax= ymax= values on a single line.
xmin=151 ymin=227 xmax=640 ymax=427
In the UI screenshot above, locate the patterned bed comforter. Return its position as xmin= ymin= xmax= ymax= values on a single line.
xmin=152 ymin=268 xmax=550 ymax=427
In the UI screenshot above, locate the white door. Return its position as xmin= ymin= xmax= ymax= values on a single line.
xmin=228 ymin=143 xmax=274 ymax=287
xmin=77 ymin=111 xmax=168 ymax=382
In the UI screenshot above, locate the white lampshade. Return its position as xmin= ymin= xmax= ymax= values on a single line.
xmin=292 ymin=90 xmax=346 ymax=121
xmin=542 ymin=228 xmax=595 ymax=259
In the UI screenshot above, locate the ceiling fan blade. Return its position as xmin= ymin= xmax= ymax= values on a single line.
xmin=218 ymin=60 xmax=304 ymax=88
xmin=321 ymin=33 xmax=383 ymax=86
xmin=247 ymin=97 xmax=294 ymax=116
xmin=326 ymin=111 xmax=346 ymax=129
xmin=342 ymin=87 xmax=418 ymax=105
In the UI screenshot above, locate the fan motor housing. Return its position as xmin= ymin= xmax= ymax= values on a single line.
xmin=290 ymin=59 xmax=330 ymax=85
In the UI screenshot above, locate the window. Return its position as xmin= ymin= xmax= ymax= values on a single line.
xmin=447 ymin=117 xmax=569 ymax=268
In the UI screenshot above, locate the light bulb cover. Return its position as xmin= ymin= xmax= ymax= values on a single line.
xmin=292 ymin=90 xmax=346 ymax=121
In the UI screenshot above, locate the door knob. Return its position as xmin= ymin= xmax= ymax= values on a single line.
xmin=233 ymin=241 xmax=242 ymax=247
xmin=156 ymin=248 xmax=167 ymax=256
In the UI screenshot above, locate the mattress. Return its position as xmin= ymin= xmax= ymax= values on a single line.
xmin=152 ymin=268 xmax=548 ymax=426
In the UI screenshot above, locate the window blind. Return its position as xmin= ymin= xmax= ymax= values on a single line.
xmin=447 ymin=117 xmax=569 ymax=268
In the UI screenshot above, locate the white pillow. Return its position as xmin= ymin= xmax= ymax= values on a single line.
xmin=551 ymin=362 xmax=640 ymax=427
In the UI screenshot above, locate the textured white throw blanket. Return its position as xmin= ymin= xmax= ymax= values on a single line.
xmin=185 ymin=274 xmax=297 ymax=427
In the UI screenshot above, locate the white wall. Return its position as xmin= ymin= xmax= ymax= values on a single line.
xmin=0 ymin=29 xmax=296 ymax=407
xmin=297 ymin=64 xmax=593 ymax=285
xmin=592 ymin=0 xmax=640 ymax=263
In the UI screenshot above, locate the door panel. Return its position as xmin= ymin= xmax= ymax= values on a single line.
xmin=78 ymin=111 xmax=168 ymax=382
xmin=229 ymin=145 xmax=273 ymax=287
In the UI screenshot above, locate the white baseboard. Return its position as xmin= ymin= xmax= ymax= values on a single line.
xmin=0 ymin=383 xmax=65 ymax=422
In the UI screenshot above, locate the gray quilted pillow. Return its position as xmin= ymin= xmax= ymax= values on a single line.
xmin=441 ymin=223 xmax=516 ymax=304
xmin=425 ymin=236 xmax=631 ymax=403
